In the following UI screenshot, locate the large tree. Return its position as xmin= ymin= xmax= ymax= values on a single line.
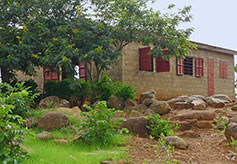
xmin=0 ymin=0 xmax=195 ymax=82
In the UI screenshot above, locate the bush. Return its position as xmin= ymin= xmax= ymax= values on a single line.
xmin=0 ymin=83 xmax=38 ymax=118
xmin=145 ymin=114 xmax=178 ymax=139
xmin=0 ymin=83 xmax=29 ymax=163
xmin=79 ymin=101 xmax=124 ymax=145
xmin=114 ymin=81 xmax=136 ymax=101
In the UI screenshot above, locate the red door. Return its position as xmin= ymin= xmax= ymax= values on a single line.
xmin=79 ymin=62 xmax=86 ymax=80
xmin=208 ymin=60 xmax=214 ymax=96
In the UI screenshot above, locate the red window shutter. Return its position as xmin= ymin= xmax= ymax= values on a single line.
xmin=219 ymin=62 xmax=223 ymax=78
xmin=156 ymin=56 xmax=170 ymax=73
xmin=196 ymin=58 xmax=204 ymax=77
xmin=177 ymin=58 xmax=184 ymax=75
xmin=219 ymin=61 xmax=227 ymax=79
xmin=224 ymin=62 xmax=227 ymax=78
xmin=79 ymin=62 xmax=86 ymax=80
xmin=139 ymin=47 xmax=153 ymax=71
xmin=44 ymin=68 xmax=59 ymax=83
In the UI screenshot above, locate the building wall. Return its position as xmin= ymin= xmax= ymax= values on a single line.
xmin=109 ymin=42 xmax=235 ymax=100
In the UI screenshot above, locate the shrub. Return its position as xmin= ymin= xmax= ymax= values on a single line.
xmin=0 ymin=83 xmax=38 ymax=118
xmin=145 ymin=114 xmax=178 ymax=139
xmin=0 ymin=83 xmax=29 ymax=163
xmin=79 ymin=101 xmax=124 ymax=145
xmin=114 ymin=81 xmax=136 ymax=101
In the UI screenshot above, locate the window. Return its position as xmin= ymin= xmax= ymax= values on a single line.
xmin=156 ymin=50 xmax=170 ymax=72
xmin=177 ymin=57 xmax=193 ymax=76
xmin=195 ymin=58 xmax=204 ymax=77
xmin=44 ymin=67 xmax=59 ymax=83
xmin=219 ymin=61 xmax=227 ymax=79
xmin=139 ymin=47 xmax=153 ymax=71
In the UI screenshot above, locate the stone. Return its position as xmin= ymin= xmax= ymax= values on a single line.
xmin=54 ymin=138 xmax=68 ymax=144
xmin=191 ymin=99 xmax=207 ymax=110
xmin=196 ymin=121 xmax=213 ymax=128
xmin=39 ymin=96 xmax=60 ymax=108
xmin=59 ymin=99 xmax=70 ymax=108
xmin=166 ymin=97 xmax=184 ymax=108
xmin=164 ymin=136 xmax=188 ymax=150
xmin=231 ymin=105 xmax=237 ymax=111
xmin=120 ymin=116 xmax=150 ymax=137
xmin=173 ymin=102 xmax=192 ymax=110
xmin=107 ymin=96 xmax=125 ymax=110
xmin=179 ymin=130 xmax=200 ymax=138
xmin=206 ymin=97 xmax=225 ymax=108
xmin=150 ymin=101 xmax=171 ymax=115
xmin=142 ymin=98 xmax=157 ymax=107
xmin=38 ymin=112 xmax=70 ymax=131
xmin=133 ymin=104 xmax=148 ymax=113
xmin=36 ymin=131 xmax=53 ymax=140
xmin=172 ymin=121 xmax=192 ymax=131
xmin=211 ymin=94 xmax=232 ymax=103
xmin=230 ymin=118 xmax=237 ymax=124
xmin=175 ymin=111 xmax=216 ymax=121
xmin=189 ymin=95 xmax=206 ymax=102
xmin=23 ymin=117 xmax=38 ymax=128
xmin=216 ymin=116 xmax=229 ymax=130
xmin=124 ymin=99 xmax=136 ymax=107
xmin=139 ymin=90 xmax=156 ymax=104
xmin=225 ymin=123 xmax=237 ymax=142
xmin=144 ymin=108 xmax=155 ymax=115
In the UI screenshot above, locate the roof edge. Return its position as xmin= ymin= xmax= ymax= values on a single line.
xmin=191 ymin=41 xmax=237 ymax=56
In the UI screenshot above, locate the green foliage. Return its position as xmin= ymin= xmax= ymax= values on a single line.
xmin=0 ymin=83 xmax=30 ymax=163
xmin=113 ymin=81 xmax=136 ymax=101
xmin=0 ymin=83 xmax=38 ymax=118
xmin=145 ymin=114 xmax=178 ymax=139
xmin=79 ymin=101 xmax=125 ymax=145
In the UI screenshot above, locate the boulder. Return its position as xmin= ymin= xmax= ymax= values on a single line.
xmin=230 ymin=118 xmax=237 ymax=124
xmin=59 ymin=99 xmax=70 ymax=108
xmin=196 ymin=121 xmax=213 ymax=128
xmin=144 ymin=108 xmax=155 ymax=115
xmin=173 ymin=102 xmax=192 ymax=110
xmin=178 ymin=130 xmax=200 ymax=138
xmin=225 ymin=123 xmax=237 ymax=142
xmin=206 ymin=97 xmax=225 ymax=108
xmin=107 ymin=96 xmax=125 ymax=110
xmin=124 ymin=99 xmax=136 ymax=107
xmin=120 ymin=116 xmax=150 ymax=137
xmin=231 ymin=105 xmax=237 ymax=112
xmin=139 ymin=90 xmax=156 ymax=104
xmin=38 ymin=112 xmax=70 ymax=131
xmin=24 ymin=117 xmax=38 ymax=128
xmin=142 ymin=98 xmax=157 ymax=107
xmin=172 ymin=121 xmax=192 ymax=131
xmin=133 ymin=104 xmax=148 ymax=113
xmin=166 ymin=97 xmax=184 ymax=108
xmin=189 ymin=95 xmax=206 ymax=102
xmin=175 ymin=111 xmax=216 ymax=121
xmin=39 ymin=96 xmax=60 ymax=108
xmin=36 ymin=131 xmax=53 ymax=140
xmin=164 ymin=136 xmax=188 ymax=150
xmin=211 ymin=94 xmax=232 ymax=103
xmin=216 ymin=116 xmax=229 ymax=130
xmin=191 ymin=99 xmax=207 ymax=110
xmin=150 ymin=101 xmax=171 ymax=115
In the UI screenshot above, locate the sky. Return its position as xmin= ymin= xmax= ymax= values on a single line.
xmin=149 ymin=0 xmax=237 ymax=52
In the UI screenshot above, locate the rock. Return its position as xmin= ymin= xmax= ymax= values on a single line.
xmin=54 ymin=138 xmax=68 ymax=144
xmin=124 ymin=99 xmax=136 ymax=107
xmin=142 ymin=98 xmax=157 ymax=107
xmin=196 ymin=121 xmax=213 ymax=128
xmin=214 ymin=109 xmax=227 ymax=115
xmin=189 ymin=95 xmax=206 ymax=102
xmin=173 ymin=102 xmax=192 ymax=110
xmin=172 ymin=121 xmax=192 ymax=131
xmin=129 ymin=110 xmax=144 ymax=117
xmin=24 ymin=117 xmax=38 ymax=128
xmin=133 ymin=104 xmax=148 ymax=113
xmin=231 ymin=105 xmax=237 ymax=111
xmin=39 ymin=96 xmax=60 ymax=108
xmin=206 ymin=97 xmax=225 ymax=108
xmin=179 ymin=130 xmax=200 ymax=138
xmin=120 ymin=116 xmax=150 ymax=137
xmin=38 ymin=112 xmax=70 ymax=131
xmin=36 ymin=131 xmax=53 ymax=140
xmin=164 ymin=136 xmax=188 ymax=150
xmin=59 ymin=99 xmax=70 ymax=108
xmin=225 ymin=123 xmax=237 ymax=142
xmin=101 ymin=159 xmax=114 ymax=164
xmin=139 ymin=90 xmax=156 ymax=104
xmin=150 ymin=101 xmax=171 ymax=115
xmin=216 ymin=116 xmax=229 ymax=130
xmin=175 ymin=111 xmax=216 ymax=121
xmin=144 ymin=108 xmax=155 ymax=115
xmin=166 ymin=97 xmax=184 ymax=108
xmin=211 ymin=94 xmax=232 ymax=103
xmin=230 ymin=118 xmax=237 ymax=124
xmin=107 ymin=96 xmax=125 ymax=110
xmin=191 ymin=99 xmax=207 ymax=110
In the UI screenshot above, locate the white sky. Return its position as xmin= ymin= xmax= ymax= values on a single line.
xmin=149 ymin=0 xmax=237 ymax=52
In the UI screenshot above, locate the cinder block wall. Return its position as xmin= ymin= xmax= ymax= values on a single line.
xmin=109 ymin=42 xmax=235 ymax=100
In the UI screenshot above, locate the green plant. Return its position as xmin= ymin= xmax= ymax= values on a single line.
xmin=79 ymin=101 xmax=125 ymax=145
xmin=212 ymin=116 xmax=228 ymax=134
xmin=114 ymin=81 xmax=136 ymax=101
xmin=145 ymin=114 xmax=178 ymax=139
xmin=0 ymin=83 xmax=30 ymax=163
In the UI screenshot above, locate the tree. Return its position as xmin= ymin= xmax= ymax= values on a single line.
xmin=0 ymin=0 xmax=195 ymax=82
